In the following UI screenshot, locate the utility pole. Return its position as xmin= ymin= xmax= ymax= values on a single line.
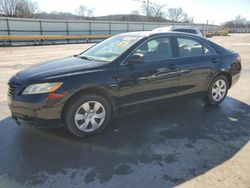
xmin=212 ymin=20 xmax=215 ymax=34
xmin=133 ymin=0 xmax=152 ymax=22
xmin=146 ymin=0 xmax=149 ymax=22
xmin=206 ymin=20 xmax=209 ymax=34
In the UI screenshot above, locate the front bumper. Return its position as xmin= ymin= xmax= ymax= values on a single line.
xmin=8 ymin=93 xmax=67 ymax=127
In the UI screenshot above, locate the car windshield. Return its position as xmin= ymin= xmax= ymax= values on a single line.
xmin=79 ymin=35 xmax=143 ymax=62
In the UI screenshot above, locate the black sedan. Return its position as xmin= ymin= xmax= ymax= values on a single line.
xmin=8 ymin=31 xmax=242 ymax=137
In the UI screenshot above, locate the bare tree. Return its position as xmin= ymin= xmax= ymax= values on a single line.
xmin=182 ymin=13 xmax=193 ymax=23
xmin=0 ymin=0 xmax=38 ymax=17
xmin=167 ymin=8 xmax=189 ymax=22
xmin=151 ymin=2 xmax=166 ymax=18
xmin=76 ymin=5 xmax=94 ymax=18
xmin=224 ymin=15 xmax=249 ymax=28
xmin=17 ymin=0 xmax=38 ymax=17
xmin=131 ymin=10 xmax=140 ymax=15
xmin=235 ymin=15 xmax=247 ymax=26
xmin=0 ymin=0 xmax=18 ymax=16
xmin=141 ymin=1 xmax=166 ymax=19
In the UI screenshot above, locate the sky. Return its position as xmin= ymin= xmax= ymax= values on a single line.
xmin=37 ymin=0 xmax=250 ymax=24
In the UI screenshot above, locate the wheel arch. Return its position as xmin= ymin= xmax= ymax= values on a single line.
xmin=207 ymin=71 xmax=232 ymax=90
xmin=221 ymin=72 xmax=232 ymax=88
xmin=61 ymin=87 xmax=117 ymax=123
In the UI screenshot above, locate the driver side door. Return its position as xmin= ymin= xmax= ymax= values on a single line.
xmin=117 ymin=36 xmax=180 ymax=108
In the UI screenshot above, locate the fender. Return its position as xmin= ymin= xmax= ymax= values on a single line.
xmin=205 ymin=70 xmax=232 ymax=91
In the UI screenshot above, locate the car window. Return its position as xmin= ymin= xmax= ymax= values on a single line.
xmin=133 ymin=37 xmax=173 ymax=62
xmin=177 ymin=38 xmax=204 ymax=57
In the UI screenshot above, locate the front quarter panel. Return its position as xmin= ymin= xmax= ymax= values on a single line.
xmin=45 ymin=65 xmax=119 ymax=104
xmin=8 ymin=63 xmax=119 ymax=122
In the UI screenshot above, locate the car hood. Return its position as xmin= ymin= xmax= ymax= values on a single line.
xmin=14 ymin=56 xmax=106 ymax=82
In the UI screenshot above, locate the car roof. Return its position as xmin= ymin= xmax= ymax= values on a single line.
xmin=152 ymin=26 xmax=172 ymax=32
xmin=171 ymin=26 xmax=200 ymax=30
xmin=118 ymin=30 xmax=205 ymax=40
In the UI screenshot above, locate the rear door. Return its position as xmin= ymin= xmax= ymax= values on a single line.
xmin=175 ymin=36 xmax=218 ymax=97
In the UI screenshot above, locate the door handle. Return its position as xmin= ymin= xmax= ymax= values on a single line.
xmin=116 ymin=76 xmax=122 ymax=82
xmin=157 ymin=68 xmax=168 ymax=72
xmin=180 ymin=69 xmax=191 ymax=74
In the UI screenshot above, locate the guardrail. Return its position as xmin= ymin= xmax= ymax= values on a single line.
xmin=0 ymin=35 xmax=112 ymax=40
xmin=0 ymin=34 xmax=112 ymax=45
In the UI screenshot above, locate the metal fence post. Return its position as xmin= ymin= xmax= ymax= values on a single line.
xmin=39 ymin=20 xmax=43 ymax=44
xmin=88 ymin=22 xmax=91 ymax=43
xmin=39 ymin=20 xmax=43 ymax=35
xmin=109 ymin=22 xmax=111 ymax=35
xmin=6 ymin=18 xmax=11 ymax=46
xmin=66 ymin=21 xmax=69 ymax=44
xmin=206 ymin=20 xmax=209 ymax=34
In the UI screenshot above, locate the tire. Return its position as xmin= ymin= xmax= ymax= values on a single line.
xmin=65 ymin=94 xmax=111 ymax=138
xmin=204 ymin=75 xmax=229 ymax=106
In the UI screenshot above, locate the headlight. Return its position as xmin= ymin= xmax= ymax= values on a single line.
xmin=22 ymin=82 xmax=63 ymax=95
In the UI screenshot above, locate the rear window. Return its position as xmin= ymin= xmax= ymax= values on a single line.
xmin=177 ymin=37 xmax=203 ymax=57
xmin=173 ymin=29 xmax=198 ymax=34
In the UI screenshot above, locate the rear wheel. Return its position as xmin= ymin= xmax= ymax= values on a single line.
xmin=65 ymin=94 xmax=111 ymax=137
xmin=204 ymin=75 xmax=229 ymax=106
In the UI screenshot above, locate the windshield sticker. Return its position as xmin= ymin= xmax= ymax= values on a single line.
xmin=117 ymin=41 xmax=129 ymax=47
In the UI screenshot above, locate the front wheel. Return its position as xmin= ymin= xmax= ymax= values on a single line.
xmin=204 ymin=75 xmax=229 ymax=106
xmin=65 ymin=94 xmax=111 ymax=137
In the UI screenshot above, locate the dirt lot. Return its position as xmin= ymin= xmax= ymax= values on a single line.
xmin=0 ymin=34 xmax=249 ymax=187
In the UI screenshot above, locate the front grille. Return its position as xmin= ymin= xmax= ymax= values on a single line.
xmin=8 ymin=83 xmax=20 ymax=96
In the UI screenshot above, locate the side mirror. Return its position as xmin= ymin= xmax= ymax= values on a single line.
xmin=127 ymin=54 xmax=144 ymax=65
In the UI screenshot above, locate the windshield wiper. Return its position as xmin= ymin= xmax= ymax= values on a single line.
xmin=81 ymin=56 xmax=93 ymax=61
xmin=74 ymin=54 xmax=93 ymax=61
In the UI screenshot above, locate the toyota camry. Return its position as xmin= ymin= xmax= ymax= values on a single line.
xmin=8 ymin=31 xmax=242 ymax=137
